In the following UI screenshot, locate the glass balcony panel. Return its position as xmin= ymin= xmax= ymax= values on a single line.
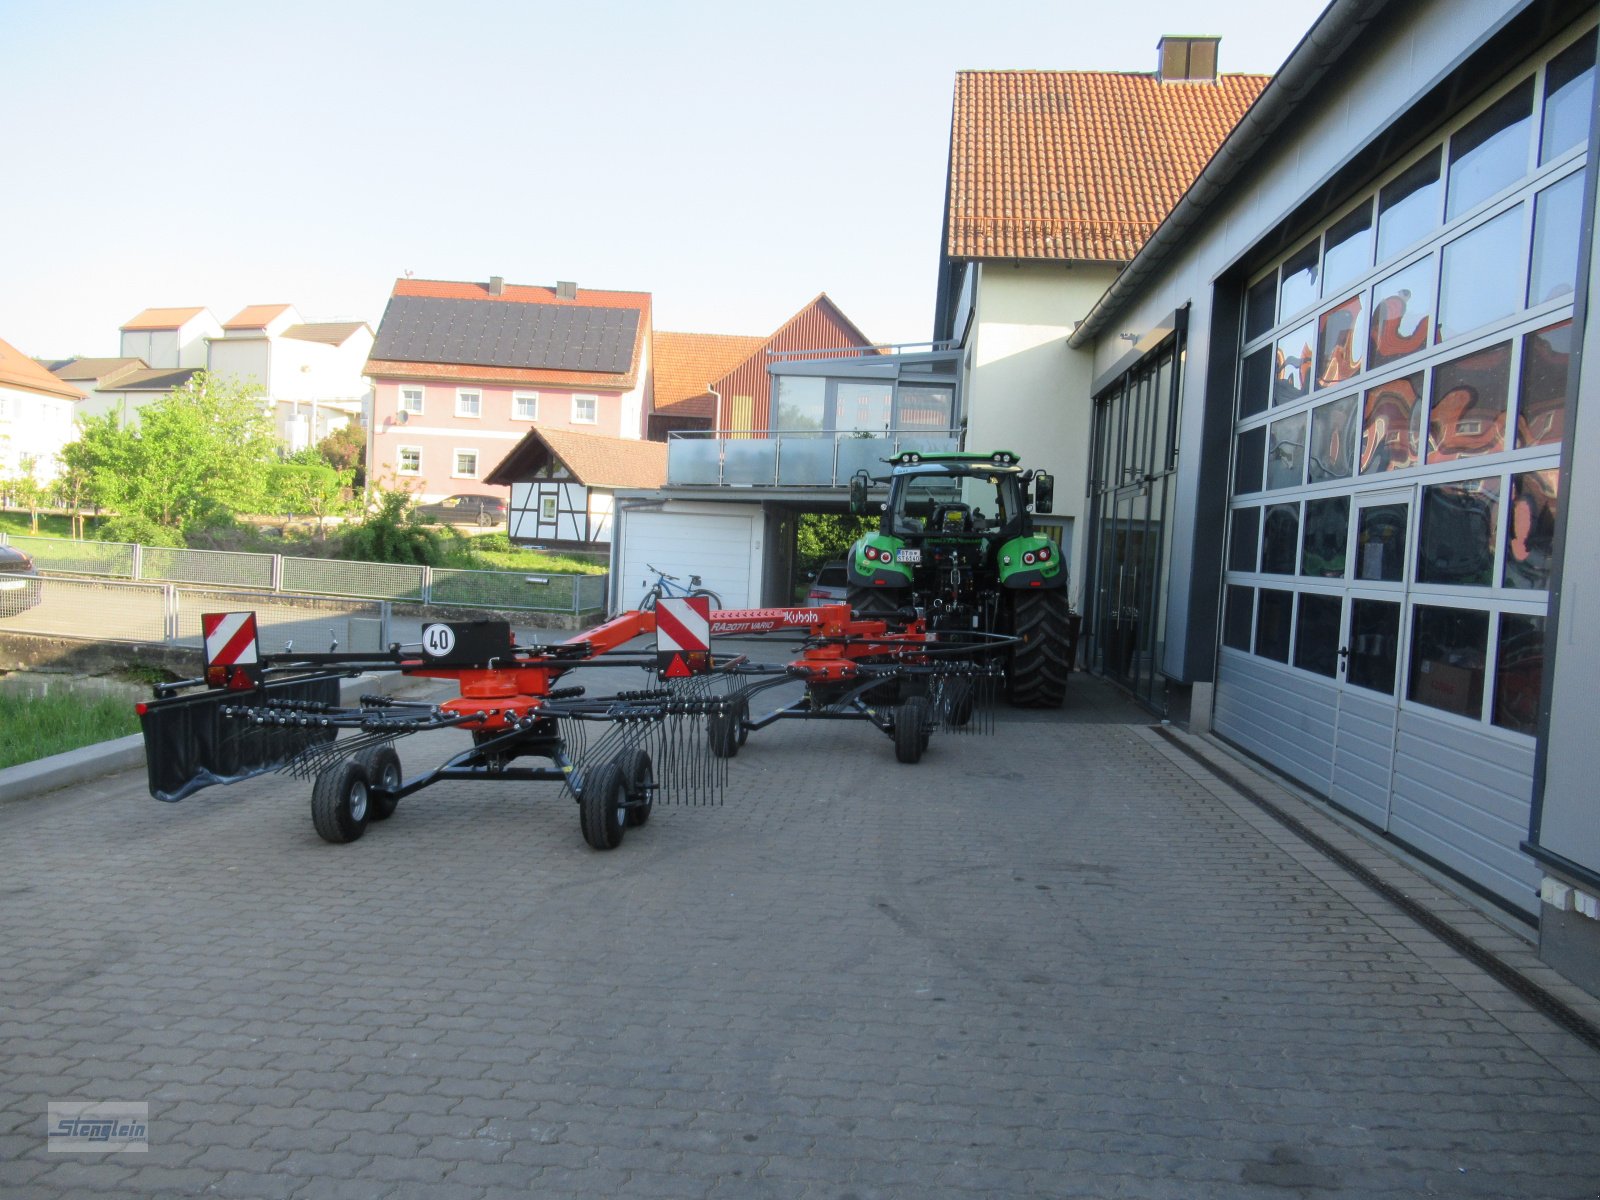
xmin=775 ymin=435 xmax=835 ymax=485
xmin=836 ymin=436 xmax=896 ymax=482
xmin=721 ymin=439 xmax=778 ymax=486
xmin=668 ymin=438 xmax=721 ymax=485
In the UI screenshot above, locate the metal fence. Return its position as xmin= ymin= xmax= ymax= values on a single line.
xmin=0 ymin=575 xmax=390 ymax=652
xmin=1 ymin=533 xmax=607 ymax=614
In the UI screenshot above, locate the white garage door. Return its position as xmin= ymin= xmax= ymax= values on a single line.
xmin=618 ymin=510 xmax=756 ymax=610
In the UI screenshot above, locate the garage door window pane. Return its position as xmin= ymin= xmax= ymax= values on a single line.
xmin=1239 ymin=347 xmax=1272 ymax=419
xmin=1437 ymin=205 xmax=1524 ymax=343
xmin=1348 ymin=600 xmax=1402 ymax=694
xmin=1255 ymin=589 xmax=1293 ymax=662
xmin=1261 ymin=504 xmax=1300 ymax=575
xmin=1427 ymin=342 xmax=1511 ymax=463
xmin=1322 ymin=203 xmax=1373 ymax=298
xmin=1301 ymin=497 xmax=1349 ymax=578
xmin=1274 ymin=321 xmax=1316 ymax=405
xmin=1317 ymin=295 xmax=1365 ymax=388
xmin=1377 ymin=152 xmax=1441 ymax=261
xmin=1369 ymin=257 xmax=1435 ymax=370
xmin=1245 ymin=275 xmax=1277 ymax=342
xmin=1361 ymin=373 xmax=1423 ymax=474
xmin=1418 ymin=478 xmax=1500 ymax=586
xmin=1267 ymin=413 xmax=1307 ymax=489
xmin=1223 ymin=586 xmax=1255 ymax=651
xmin=1445 ymin=78 xmax=1533 ymax=221
xmin=1294 ymin=593 xmax=1342 ymax=677
xmin=1409 ymin=605 xmax=1488 ymax=718
xmin=1494 ymin=613 xmax=1545 ymax=734
xmin=1234 ymin=426 xmax=1265 ymax=495
xmin=1355 ymin=502 xmax=1408 ymax=582
xmin=1309 ymin=394 xmax=1358 ymax=481
xmin=1279 ymin=240 xmax=1321 ymax=321
xmin=1505 ymin=469 xmax=1559 ymax=590
xmin=1541 ymin=36 xmax=1596 ymax=164
xmin=1529 ymin=172 xmax=1584 ymax=306
xmin=1229 ymin=507 xmax=1261 ymax=572
xmin=1516 ymin=320 xmax=1571 ymax=448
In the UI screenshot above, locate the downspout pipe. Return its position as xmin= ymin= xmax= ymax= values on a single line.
xmin=1067 ymin=0 xmax=1388 ymax=350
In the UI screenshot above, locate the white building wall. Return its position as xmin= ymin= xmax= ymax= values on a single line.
xmin=0 ymin=384 xmax=78 ymax=483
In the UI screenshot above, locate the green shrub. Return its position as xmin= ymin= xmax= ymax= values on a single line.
xmin=96 ymin=513 xmax=186 ymax=548
xmin=339 ymin=492 xmax=451 ymax=566
xmin=473 ymin=532 xmax=512 ymax=553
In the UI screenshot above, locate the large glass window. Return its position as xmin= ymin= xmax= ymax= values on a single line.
xmin=896 ymin=384 xmax=954 ymax=431
xmin=1355 ymin=502 xmax=1408 ymax=583
xmin=1504 ymin=469 xmax=1559 ymax=589
xmin=1301 ymin=497 xmax=1349 ymax=578
xmin=1494 ymin=613 xmax=1546 ymax=733
xmin=1360 ymin=373 xmax=1423 ymax=474
xmin=836 ymin=383 xmax=892 ymax=432
xmin=1445 ymin=78 xmax=1534 ymax=220
xmin=773 ymin=377 xmax=825 ymax=430
xmin=1417 ymin=478 xmax=1500 ymax=586
xmin=1541 ymin=36 xmax=1597 ymax=163
xmin=1427 ymin=342 xmax=1511 ymax=463
xmin=1409 ymin=605 xmax=1489 ymax=718
xmin=1309 ymin=394 xmax=1358 ymax=482
xmin=1377 ymin=152 xmax=1442 ymax=261
xmin=1516 ymin=320 xmax=1571 ymax=448
xmin=1529 ymin=172 xmax=1585 ymax=305
xmin=1369 ymin=257 xmax=1434 ymax=370
xmin=1437 ymin=205 xmax=1524 ymax=342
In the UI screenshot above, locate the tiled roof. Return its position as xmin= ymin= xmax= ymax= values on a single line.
xmin=281 ymin=321 xmax=369 ymax=346
xmin=103 ymin=367 xmax=203 ymax=393
xmin=46 ymin=357 xmax=147 ymax=386
xmin=121 ymin=306 xmax=210 ymax=331
xmin=485 ymin=426 xmax=667 ymax=490
xmin=652 ymin=332 xmax=767 ymax=416
xmin=224 ymin=304 xmax=294 ymax=329
xmin=945 ymin=70 xmax=1270 ymax=263
xmin=0 ymin=336 xmax=87 ymax=401
xmin=368 ymin=278 xmax=651 ymax=389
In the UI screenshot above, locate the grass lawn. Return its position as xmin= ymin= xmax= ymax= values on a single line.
xmin=0 ymin=692 xmax=141 ymax=770
xmin=0 ymin=511 xmax=92 ymax=540
xmin=461 ymin=546 xmax=608 ymax=575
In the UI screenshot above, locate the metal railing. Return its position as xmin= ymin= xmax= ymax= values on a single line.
xmin=0 ymin=533 xmax=607 ymax=614
xmin=665 ymin=428 xmax=961 ymax=487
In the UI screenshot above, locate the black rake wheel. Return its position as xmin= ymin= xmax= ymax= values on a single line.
xmin=355 ymin=745 xmax=402 ymax=821
xmin=708 ymin=702 xmax=743 ymax=759
xmin=942 ymin=678 xmax=976 ymax=728
xmin=310 ymin=759 xmax=371 ymax=844
xmin=579 ymin=762 xmax=628 ymax=850
xmin=894 ymin=695 xmax=933 ymax=764
xmin=615 ymin=748 xmax=654 ymax=828
xmin=1007 ymin=588 xmax=1073 ymax=709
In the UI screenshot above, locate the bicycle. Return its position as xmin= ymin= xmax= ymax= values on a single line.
xmin=637 ymin=564 xmax=722 ymax=612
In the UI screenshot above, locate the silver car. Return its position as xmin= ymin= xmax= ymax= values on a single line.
xmin=805 ymin=560 xmax=849 ymax=607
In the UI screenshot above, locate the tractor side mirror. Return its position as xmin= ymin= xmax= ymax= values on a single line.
xmin=1033 ymin=471 xmax=1055 ymax=514
xmin=848 ymin=471 xmax=870 ymax=516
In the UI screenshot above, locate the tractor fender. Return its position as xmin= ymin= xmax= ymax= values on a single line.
xmin=846 ymin=533 xmax=915 ymax=588
xmin=996 ymin=535 xmax=1067 ymax=589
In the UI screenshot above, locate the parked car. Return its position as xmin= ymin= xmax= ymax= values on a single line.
xmin=414 ymin=494 xmax=508 ymax=527
xmin=805 ymin=560 xmax=849 ymax=607
xmin=0 ymin=545 xmax=43 ymax=617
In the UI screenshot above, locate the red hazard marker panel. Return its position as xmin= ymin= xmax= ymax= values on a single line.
xmin=202 ymin=612 xmax=260 ymax=669
xmin=655 ymin=596 xmax=712 ymax=678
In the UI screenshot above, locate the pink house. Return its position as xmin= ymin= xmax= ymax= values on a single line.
xmin=364 ymin=276 xmax=652 ymax=501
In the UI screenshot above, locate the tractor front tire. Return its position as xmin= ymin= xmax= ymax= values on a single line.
xmin=1008 ymin=589 xmax=1073 ymax=708
xmin=355 ymin=745 xmax=403 ymax=821
xmin=894 ymin=696 xmax=932 ymax=764
xmin=579 ymin=762 xmax=628 ymax=850
xmin=311 ymin=760 xmax=371 ymax=844
xmin=615 ymin=748 xmax=654 ymax=828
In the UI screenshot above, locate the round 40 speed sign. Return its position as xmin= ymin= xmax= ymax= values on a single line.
xmin=422 ymin=623 xmax=457 ymax=658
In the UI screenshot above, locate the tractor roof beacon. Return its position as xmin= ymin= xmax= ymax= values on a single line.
xmin=845 ymin=450 xmax=1080 ymax=708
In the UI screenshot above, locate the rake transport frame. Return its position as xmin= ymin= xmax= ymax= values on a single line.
xmin=138 ymin=601 xmax=1013 ymax=851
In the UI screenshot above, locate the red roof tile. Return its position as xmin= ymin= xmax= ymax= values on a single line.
xmin=0 ymin=335 xmax=87 ymax=401
xmin=945 ymin=70 xmax=1270 ymax=263
xmin=121 ymin=306 xmax=210 ymax=331
xmin=224 ymin=304 xmax=294 ymax=329
xmin=652 ymin=332 xmax=767 ymax=416
xmin=485 ymin=426 xmax=667 ymax=490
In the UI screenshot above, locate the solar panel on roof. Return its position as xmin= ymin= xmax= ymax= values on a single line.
xmin=371 ymin=296 xmax=638 ymax=373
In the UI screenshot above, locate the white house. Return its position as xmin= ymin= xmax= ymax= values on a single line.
xmin=0 ymin=334 xmax=84 ymax=484
xmin=118 ymin=306 xmax=221 ymax=369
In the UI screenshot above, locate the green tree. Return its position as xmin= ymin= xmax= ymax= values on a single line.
xmin=270 ymin=460 xmax=347 ymax=538
xmin=8 ymin=455 xmax=44 ymax=533
xmin=315 ymin=422 xmax=366 ymax=489
xmin=795 ymin=512 xmax=877 ymax=576
xmin=64 ymin=373 xmax=277 ymax=537
xmin=340 ymin=490 xmax=452 ymax=566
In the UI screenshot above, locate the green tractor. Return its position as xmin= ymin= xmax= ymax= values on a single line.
xmin=846 ymin=449 xmax=1079 ymax=707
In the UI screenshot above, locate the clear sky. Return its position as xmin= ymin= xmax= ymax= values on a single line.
xmin=3 ymin=0 xmax=1330 ymax=359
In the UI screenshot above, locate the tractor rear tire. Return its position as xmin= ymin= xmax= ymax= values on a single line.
xmin=847 ymin=585 xmax=901 ymax=618
xmin=894 ymin=696 xmax=932 ymax=764
xmin=311 ymin=760 xmax=371 ymax=844
xmin=615 ymin=748 xmax=654 ymax=828
xmin=355 ymin=745 xmax=402 ymax=821
xmin=579 ymin=762 xmax=628 ymax=850
xmin=1008 ymin=589 xmax=1073 ymax=708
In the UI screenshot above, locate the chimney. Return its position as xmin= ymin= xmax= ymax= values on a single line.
xmin=488 ymin=275 xmax=504 ymax=295
xmin=556 ymin=280 xmax=578 ymax=300
xmin=1156 ymin=35 xmax=1220 ymax=83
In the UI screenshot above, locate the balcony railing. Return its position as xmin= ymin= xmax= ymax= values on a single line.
xmin=666 ymin=428 xmax=962 ymax=488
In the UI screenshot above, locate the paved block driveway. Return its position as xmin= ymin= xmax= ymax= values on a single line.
xmin=2 ymin=675 xmax=1599 ymax=1199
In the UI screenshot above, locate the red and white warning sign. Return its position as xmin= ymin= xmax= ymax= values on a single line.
xmin=655 ymin=595 xmax=713 ymax=679
xmin=202 ymin=612 xmax=260 ymax=669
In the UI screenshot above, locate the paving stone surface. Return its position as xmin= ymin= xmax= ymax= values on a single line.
xmin=2 ymin=672 xmax=1599 ymax=1198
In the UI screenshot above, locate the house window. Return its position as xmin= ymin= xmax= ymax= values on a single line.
xmin=514 ymin=392 xmax=539 ymax=421
xmin=454 ymin=450 xmax=479 ymax=478
xmin=572 ymin=394 xmax=598 ymax=424
xmin=397 ymin=446 xmax=421 ymax=475
xmin=456 ymin=390 xmax=482 ymax=418
xmin=541 ymin=495 xmax=557 ymax=520
xmin=399 ymin=387 xmax=424 ymax=415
